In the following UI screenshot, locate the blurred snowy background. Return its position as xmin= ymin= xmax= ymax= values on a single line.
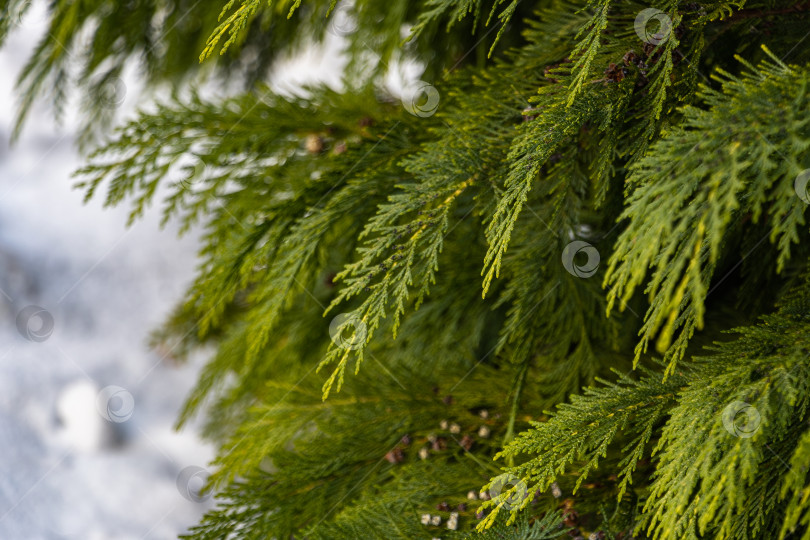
xmin=0 ymin=5 xmax=212 ymax=540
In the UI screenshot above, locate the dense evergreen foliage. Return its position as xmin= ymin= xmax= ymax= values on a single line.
xmin=3 ymin=0 xmax=810 ymax=537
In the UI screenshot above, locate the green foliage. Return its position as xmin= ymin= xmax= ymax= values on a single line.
xmin=483 ymin=273 xmax=810 ymax=538
xmin=5 ymin=0 xmax=810 ymax=538
xmin=0 ymin=0 xmax=288 ymax=144
xmin=480 ymin=365 xmax=685 ymax=525
xmin=605 ymin=50 xmax=810 ymax=375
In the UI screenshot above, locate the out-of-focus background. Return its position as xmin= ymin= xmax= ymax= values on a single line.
xmin=0 ymin=7 xmax=216 ymax=539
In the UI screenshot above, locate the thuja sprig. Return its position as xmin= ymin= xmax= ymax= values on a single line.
xmin=319 ymin=176 xmax=476 ymax=398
